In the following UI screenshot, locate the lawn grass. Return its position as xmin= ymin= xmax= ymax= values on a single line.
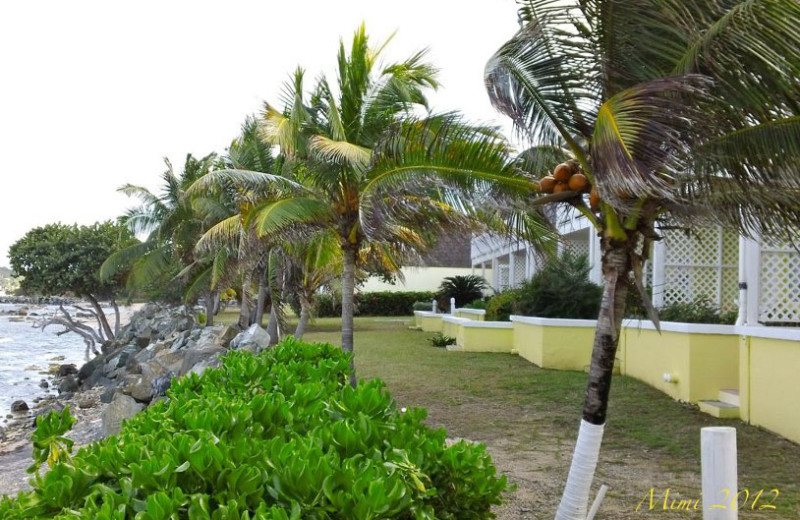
xmin=303 ymin=317 xmax=800 ymax=519
xmin=217 ymin=313 xmax=799 ymax=518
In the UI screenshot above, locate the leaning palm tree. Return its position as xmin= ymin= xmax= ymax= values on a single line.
xmin=485 ymin=1 xmax=800 ymax=518
xmin=101 ymin=153 xmax=219 ymax=307
xmin=252 ymin=25 xmax=539 ymax=385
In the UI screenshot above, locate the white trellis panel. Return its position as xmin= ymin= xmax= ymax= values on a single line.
xmin=562 ymin=228 xmax=591 ymax=259
xmin=512 ymin=250 xmax=527 ymax=287
xmin=662 ymin=227 xmax=739 ymax=312
xmin=497 ymin=255 xmax=511 ymax=292
xmin=759 ymin=239 xmax=800 ymax=324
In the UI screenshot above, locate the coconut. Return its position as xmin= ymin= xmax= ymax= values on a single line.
xmin=553 ymin=163 xmax=572 ymax=182
xmin=568 ymin=173 xmax=589 ymax=192
xmin=553 ymin=183 xmax=569 ymax=194
xmin=539 ymin=176 xmax=556 ymax=193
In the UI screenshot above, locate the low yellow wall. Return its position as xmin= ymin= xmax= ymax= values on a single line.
xmin=442 ymin=317 xmax=463 ymax=338
xmin=623 ymin=323 xmax=738 ymax=402
xmin=512 ymin=317 xmax=597 ymax=371
xmin=459 ymin=324 xmax=513 ymax=353
xmin=741 ymin=333 xmax=800 ymax=444
xmin=418 ymin=314 xmax=443 ymax=333
xmin=454 ymin=309 xmax=485 ymax=321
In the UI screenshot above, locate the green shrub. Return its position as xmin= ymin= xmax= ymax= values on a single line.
xmin=514 ymin=252 xmax=602 ymax=319
xmin=428 ymin=333 xmax=457 ymax=348
xmin=485 ymin=290 xmax=520 ymax=321
xmin=0 ymin=339 xmax=507 ymax=519
xmin=316 ymin=291 xmax=436 ymax=317
xmin=413 ymin=300 xmax=434 ymax=311
xmin=657 ymin=295 xmax=737 ymax=324
xmin=437 ymin=275 xmax=488 ymax=308
xmin=463 ymin=298 xmax=489 ymax=310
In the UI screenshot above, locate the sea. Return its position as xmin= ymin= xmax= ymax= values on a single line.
xmin=0 ymin=304 xmax=86 ymax=416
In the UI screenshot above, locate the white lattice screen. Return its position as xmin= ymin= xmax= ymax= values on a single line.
xmin=562 ymin=230 xmax=590 ymax=258
xmin=512 ymin=250 xmax=527 ymax=287
xmin=497 ymin=255 xmax=510 ymax=292
xmin=662 ymin=227 xmax=739 ymax=312
xmin=759 ymin=239 xmax=800 ymax=324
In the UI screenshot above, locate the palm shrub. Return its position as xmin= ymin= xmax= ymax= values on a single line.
xmin=485 ymin=1 xmax=800 ymax=517
xmin=437 ymin=275 xmax=488 ymax=308
xmin=514 ymin=253 xmax=601 ymax=319
xmin=0 ymin=339 xmax=508 ymax=519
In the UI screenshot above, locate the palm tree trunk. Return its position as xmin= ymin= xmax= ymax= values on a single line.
xmin=238 ymin=274 xmax=252 ymax=330
xmin=294 ymin=295 xmax=312 ymax=339
xmin=255 ymin=275 xmax=268 ymax=327
xmin=204 ymin=289 xmax=215 ymax=327
xmin=555 ymin=240 xmax=631 ymax=520
xmin=341 ymin=246 xmax=357 ymax=388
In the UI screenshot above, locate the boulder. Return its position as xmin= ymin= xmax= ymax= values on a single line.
xmin=57 ymin=364 xmax=78 ymax=377
xmin=230 ymin=324 xmax=271 ymax=354
xmin=101 ymin=393 xmax=144 ymax=436
xmin=58 ymin=375 xmax=79 ymax=393
xmin=10 ymin=400 xmax=28 ymax=412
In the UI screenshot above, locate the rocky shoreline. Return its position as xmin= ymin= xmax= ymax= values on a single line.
xmin=0 ymin=304 xmax=270 ymax=496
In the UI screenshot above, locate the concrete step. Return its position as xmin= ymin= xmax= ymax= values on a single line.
xmin=698 ymin=400 xmax=740 ymax=419
xmin=718 ymin=389 xmax=740 ymax=407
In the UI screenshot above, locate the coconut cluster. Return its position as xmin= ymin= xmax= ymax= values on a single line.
xmin=538 ymin=162 xmax=602 ymax=211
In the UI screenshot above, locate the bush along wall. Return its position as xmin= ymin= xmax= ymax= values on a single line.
xmin=316 ymin=291 xmax=435 ymax=317
xmin=1 ymin=338 xmax=507 ymax=520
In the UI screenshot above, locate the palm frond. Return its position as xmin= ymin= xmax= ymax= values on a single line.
xmin=251 ymin=197 xmax=333 ymax=237
xmin=309 ymin=135 xmax=372 ymax=169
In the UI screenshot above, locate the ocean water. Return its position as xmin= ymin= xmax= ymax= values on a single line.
xmin=0 ymin=304 xmax=86 ymax=415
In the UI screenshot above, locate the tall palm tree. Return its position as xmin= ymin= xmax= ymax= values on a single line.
xmin=101 ymin=154 xmax=219 ymax=310
xmin=251 ymin=25 xmax=536 ymax=385
xmin=485 ymin=1 xmax=800 ymax=518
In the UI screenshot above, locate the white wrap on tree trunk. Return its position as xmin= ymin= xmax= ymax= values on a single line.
xmin=555 ymin=420 xmax=605 ymax=520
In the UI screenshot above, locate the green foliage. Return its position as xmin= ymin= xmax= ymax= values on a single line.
xmin=317 ymin=291 xmax=436 ymax=317
xmin=463 ymin=299 xmax=489 ymax=310
xmin=0 ymin=339 xmax=507 ymax=519
xmin=436 ymin=276 xmax=488 ymax=308
xmin=484 ymin=291 xmax=519 ymax=322
xmin=412 ymin=301 xmax=434 ymax=312
xmin=8 ymin=222 xmax=134 ymax=298
xmin=428 ymin=333 xmax=456 ymax=348
xmin=197 ymin=312 xmax=207 ymax=326
xmin=27 ymin=407 xmax=76 ymax=474
xmin=657 ymin=296 xmax=737 ymax=325
xmin=513 ymin=253 xmax=602 ymax=320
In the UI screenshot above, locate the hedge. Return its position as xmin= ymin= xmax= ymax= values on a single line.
xmin=1 ymin=338 xmax=507 ymax=519
xmin=316 ymin=291 xmax=435 ymax=317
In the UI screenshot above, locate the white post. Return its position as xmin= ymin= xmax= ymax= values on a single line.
xmin=431 ymin=299 xmax=437 ymax=314
xmin=743 ymin=236 xmax=761 ymax=325
xmin=588 ymin=231 xmax=602 ymax=284
xmin=450 ymin=297 xmax=456 ymax=315
xmin=652 ymin=239 xmax=666 ymax=308
xmin=701 ymin=427 xmax=737 ymax=520
xmin=736 ymin=236 xmax=747 ymax=326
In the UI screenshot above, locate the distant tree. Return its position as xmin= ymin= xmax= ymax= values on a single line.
xmin=8 ymin=221 xmax=135 ymax=357
xmin=437 ymin=275 xmax=488 ymax=308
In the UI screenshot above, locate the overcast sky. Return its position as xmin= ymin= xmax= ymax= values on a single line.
xmin=0 ymin=0 xmax=520 ymax=266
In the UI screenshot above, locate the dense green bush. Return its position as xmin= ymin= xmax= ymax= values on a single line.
xmin=657 ymin=295 xmax=738 ymax=325
xmin=436 ymin=276 xmax=488 ymax=308
xmin=513 ymin=253 xmax=602 ymax=319
xmin=463 ymin=298 xmax=489 ymax=310
xmin=412 ymin=301 xmax=434 ymax=311
xmin=316 ymin=291 xmax=436 ymax=317
xmin=485 ymin=290 xmax=520 ymax=321
xmin=1 ymin=339 xmax=507 ymax=519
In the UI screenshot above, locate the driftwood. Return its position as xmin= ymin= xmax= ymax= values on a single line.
xmin=39 ymin=300 xmax=118 ymax=360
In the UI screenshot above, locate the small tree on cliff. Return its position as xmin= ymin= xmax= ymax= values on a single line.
xmin=8 ymin=221 xmax=135 ymax=357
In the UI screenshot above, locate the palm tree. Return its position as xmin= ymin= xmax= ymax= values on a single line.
xmin=485 ymin=1 xmax=800 ymax=518
xmin=250 ymin=25 xmax=537 ymax=385
xmin=101 ymin=154 xmax=219 ymax=312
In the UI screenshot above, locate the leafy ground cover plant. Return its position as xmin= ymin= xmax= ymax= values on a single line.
xmin=1 ymin=338 xmax=507 ymax=520
xmin=428 ymin=333 xmax=457 ymax=348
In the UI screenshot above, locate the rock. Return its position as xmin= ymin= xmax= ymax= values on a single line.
xmin=77 ymin=397 xmax=97 ymax=409
xmin=77 ymin=356 xmax=104 ymax=382
xmin=59 ymin=375 xmax=79 ymax=393
xmin=181 ymin=345 xmax=225 ymax=376
xmin=10 ymin=400 xmax=28 ymax=412
xmin=58 ymin=392 xmax=74 ymax=401
xmin=123 ymin=376 xmax=155 ymax=403
xmin=124 ymin=354 xmax=141 ymax=374
xmin=100 ymin=388 xmax=116 ymax=404
xmin=230 ymin=324 xmax=271 ymax=353
xmin=39 ymin=379 xmax=49 ymax=389
xmin=101 ymin=393 xmax=144 ymax=436
xmin=57 ymin=364 xmax=78 ymax=377
xmin=32 ymin=403 xmax=65 ymax=426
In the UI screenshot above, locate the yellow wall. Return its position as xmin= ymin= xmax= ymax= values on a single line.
xmin=744 ymin=336 xmax=800 ymax=444
xmin=455 ymin=310 xmax=485 ymax=321
xmin=442 ymin=318 xmax=462 ymax=338
xmin=460 ymin=326 xmax=513 ymax=353
xmin=623 ymin=326 xmax=738 ymax=402
xmin=513 ymin=321 xmax=545 ymax=366
xmin=512 ymin=318 xmax=597 ymax=371
xmin=419 ymin=314 xmax=444 ymax=333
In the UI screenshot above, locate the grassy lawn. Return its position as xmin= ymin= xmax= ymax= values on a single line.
xmin=221 ymin=313 xmax=799 ymax=519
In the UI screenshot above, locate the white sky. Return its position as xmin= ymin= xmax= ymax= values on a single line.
xmin=0 ymin=0 xmax=521 ymax=266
